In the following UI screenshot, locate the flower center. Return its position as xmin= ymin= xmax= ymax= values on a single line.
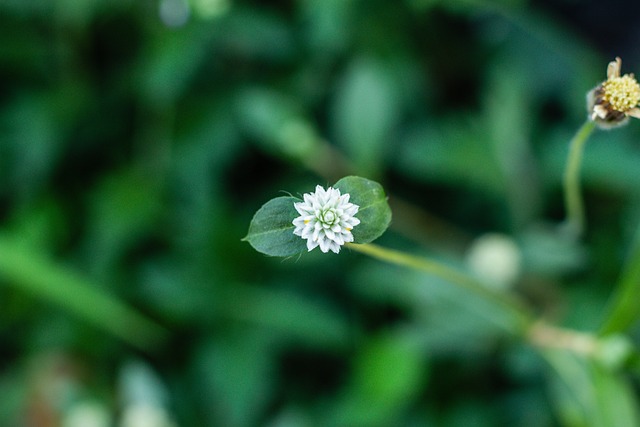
xmin=603 ymin=74 xmax=640 ymax=112
xmin=321 ymin=209 xmax=337 ymax=225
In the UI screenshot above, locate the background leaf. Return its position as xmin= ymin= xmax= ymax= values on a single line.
xmin=331 ymin=58 xmax=401 ymax=176
xmin=0 ymin=235 xmax=167 ymax=349
xmin=598 ymin=222 xmax=640 ymax=335
xmin=544 ymin=350 xmax=640 ymax=427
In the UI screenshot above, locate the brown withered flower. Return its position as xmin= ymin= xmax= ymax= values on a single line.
xmin=587 ymin=57 xmax=640 ymax=129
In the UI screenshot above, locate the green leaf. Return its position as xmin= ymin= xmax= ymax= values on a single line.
xmin=331 ymin=330 xmax=426 ymax=426
xmin=334 ymin=176 xmax=391 ymax=244
xmin=219 ymin=284 xmax=351 ymax=348
xmin=193 ymin=334 xmax=274 ymax=427
xmin=599 ymin=222 xmax=640 ymax=335
xmin=0 ymin=235 xmax=168 ymax=350
xmin=332 ymin=59 xmax=400 ymax=175
xmin=544 ymin=349 xmax=640 ymax=427
xmin=243 ymin=196 xmax=307 ymax=257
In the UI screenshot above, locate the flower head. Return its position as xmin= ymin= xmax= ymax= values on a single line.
xmin=588 ymin=57 xmax=640 ymax=128
xmin=292 ymin=185 xmax=360 ymax=253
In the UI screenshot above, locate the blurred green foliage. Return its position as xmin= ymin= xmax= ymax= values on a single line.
xmin=2 ymin=0 xmax=640 ymax=426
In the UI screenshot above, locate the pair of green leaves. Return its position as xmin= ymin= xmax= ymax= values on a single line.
xmin=244 ymin=176 xmax=392 ymax=257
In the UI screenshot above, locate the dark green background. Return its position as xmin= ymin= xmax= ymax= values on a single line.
xmin=2 ymin=0 xmax=640 ymax=426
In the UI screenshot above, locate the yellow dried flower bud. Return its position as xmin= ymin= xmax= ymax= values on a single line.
xmin=587 ymin=57 xmax=640 ymax=129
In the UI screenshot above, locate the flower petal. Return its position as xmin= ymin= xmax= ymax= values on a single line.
xmin=627 ymin=107 xmax=640 ymax=119
xmin=292 ymin=184 xmax=361 ymax=254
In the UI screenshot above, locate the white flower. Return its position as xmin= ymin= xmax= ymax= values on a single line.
xmin=292 ymin=185 xmax=360 ymax=253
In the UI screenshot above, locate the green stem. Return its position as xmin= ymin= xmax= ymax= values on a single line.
xmin=563 ymin=120 xmax=597 ymax=237
xmin=346 ymin=242 xmax=534 ymax=334
xmin=345 ymin=243 xmax=616 ymax=356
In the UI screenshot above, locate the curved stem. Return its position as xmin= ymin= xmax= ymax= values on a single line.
xmin=563 ymin=120 xmax=597 ymax=237
xmin=528 ymin=320 xmax=598 ymax=355
xmin=345 ymin=242 xmax=620 ymax=359
xmin=345 ymin=242 xmax=534 ymax=334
